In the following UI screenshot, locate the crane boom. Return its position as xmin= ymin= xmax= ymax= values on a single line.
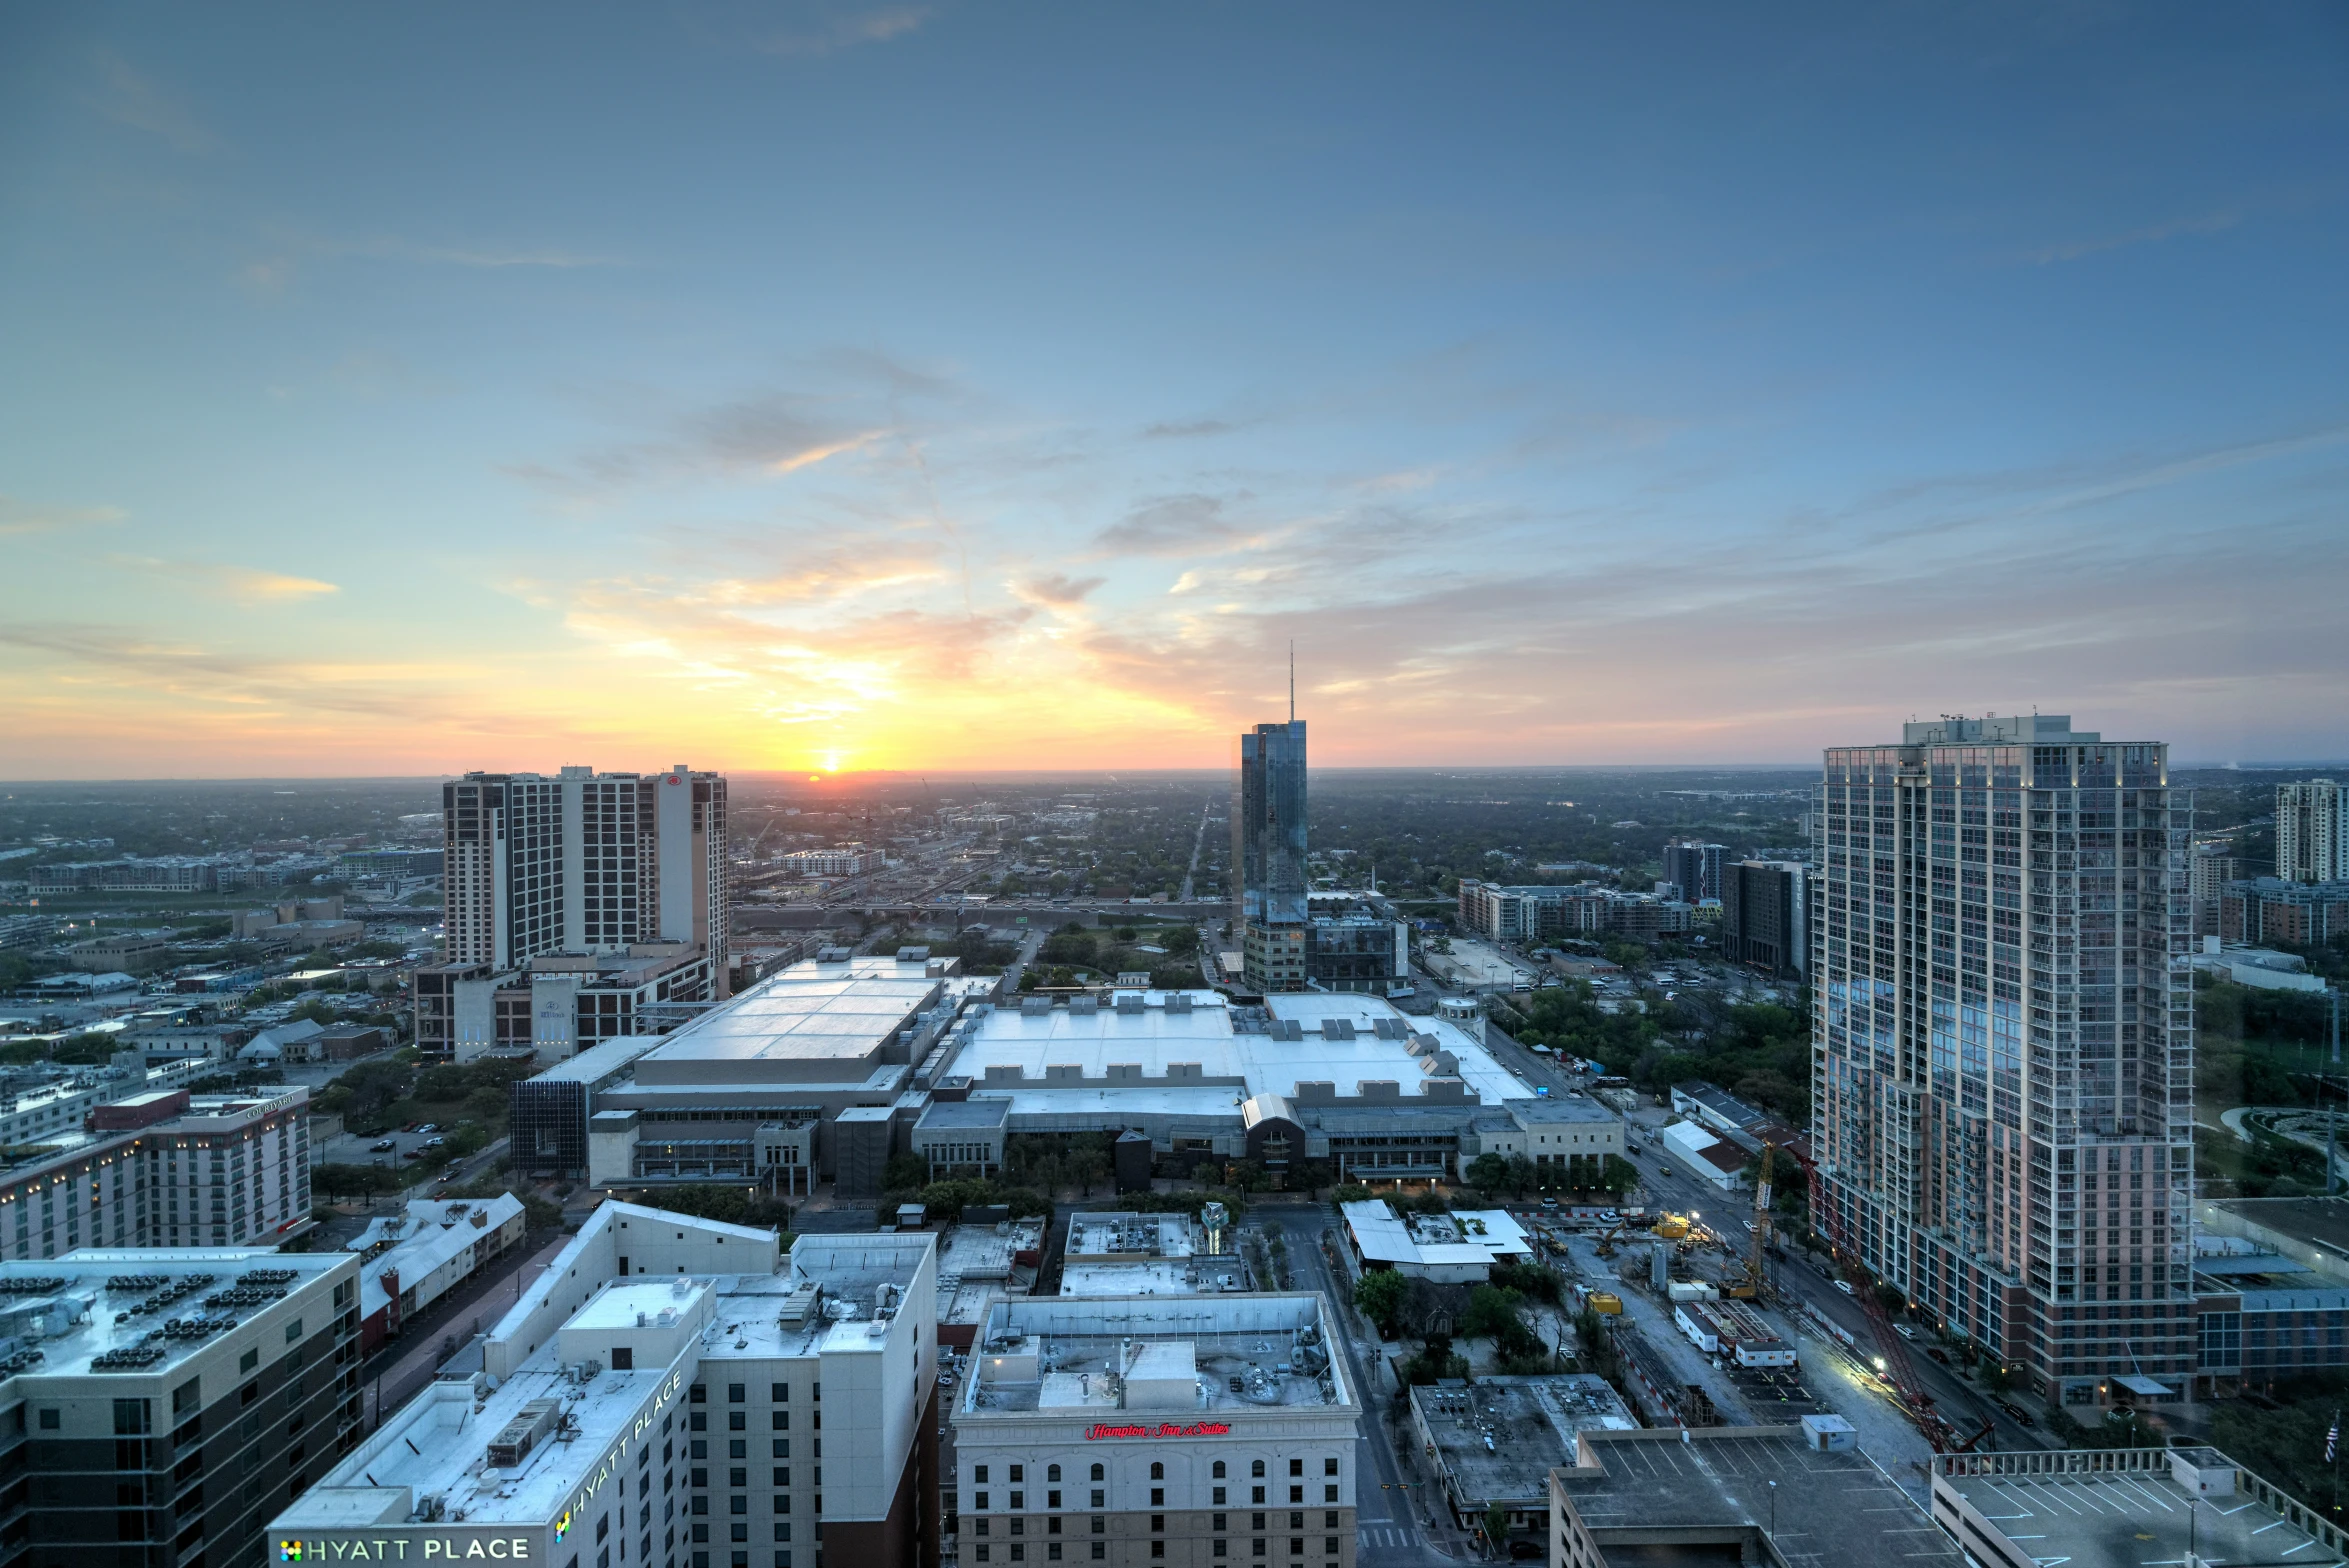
xmin=1783 ymin=1144 xmax=1966 ymax=1451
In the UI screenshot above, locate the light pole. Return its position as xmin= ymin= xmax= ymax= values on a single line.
xmin=1767 ymin=1479 xmax=1778 ymax=1541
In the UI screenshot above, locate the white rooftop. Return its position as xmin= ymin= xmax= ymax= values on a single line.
xmin=635 ymin=960 xmax=947 ymax=1082
xmin=944 ymin=991 xmax=1533 ymax=1113
xmin=1342 ymin=1202 xmax=1533 ymax=1270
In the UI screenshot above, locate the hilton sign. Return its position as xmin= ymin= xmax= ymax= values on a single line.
xmin=1086 ymin=1421 xmax=1233 ymax=1440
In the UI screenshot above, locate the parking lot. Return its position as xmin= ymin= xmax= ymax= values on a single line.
xmin=317 ymin=1123 xmax=457 ymax=1171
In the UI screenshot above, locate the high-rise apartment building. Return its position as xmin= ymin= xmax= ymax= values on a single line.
xmin=2277 ymin=779 xmax=2348 ymax=884
xmin=1660 ymin=840 xmax=1727 ymax=905
xmin=1811 ymin=715 xmax=2193 ymax=1404
xmin=443 ymin=763 xmax=730 ymax=987
xmin=1721 ymin=860 xmax=1807 ymax=977
xmin=1235 ymin=722 xmax=1308 ymax=993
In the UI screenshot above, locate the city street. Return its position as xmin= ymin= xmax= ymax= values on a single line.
xmin=1609 ymin=1114 xmax=2050 ymax=1464
xmin=1260 ymin=1203 xmax=1461 ymax=1566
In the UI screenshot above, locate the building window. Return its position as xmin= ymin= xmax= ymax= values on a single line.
xmin=1089 ymin=1464 xmax=1104 ymax=1482
xmin=1150 ymin=1463 xmax=1164 ymax=1481
xmin=1213 ymin=1462 xmax=1227 ymax=1480
xmin=1048 ymin=1465 xmax=1062 ymax=1483
xmin=1252 ymin=1461 xmax=1266 ymax=1478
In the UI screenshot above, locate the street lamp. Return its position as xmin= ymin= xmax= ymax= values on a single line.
xmin=1767 ymin=1479 xmax=1777 ymax=1539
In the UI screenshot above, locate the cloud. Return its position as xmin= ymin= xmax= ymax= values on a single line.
xmin=406 ymin=246 xmax=614 ymax=270
xmin=2018 ymin=209 xmax=2243 ymax=266
xmin=91 ymin=50 xmax=217 ymax=154
xmin=0 ymin=496 xmax=126 ymax=537
xmin=111 ymin=556 xmax=341 ymax=602
xmin=1142 ymin=419 xmax=1237 ymax=439
xmin=756 ymin=4 xmax=933 ymax=57
xmin=1014 ymin=573 xmax=1105 ymax=606
xmin=1095 ymin=493 xmax=1246 ymax=557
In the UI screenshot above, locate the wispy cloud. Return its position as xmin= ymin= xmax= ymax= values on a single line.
xmin=1143 ymin=418 xmax=1238 ymax=440
xmin=90 ymin=50 xmax=217 ymax=154
xmin=0 ymin=497 xmax=127 ymax=537
xmin=2018 ymin=208 xmax=2242 ymax=265
xmin=111 ymin=556 xmax=341 ymax=602
xmin=1095 ymin=493 xmax=1248 ymax=557
xmin=756 ymin=4 xmax=934 ymax=57
xmin=1013 ymin=572 xmax=1105 ymax=606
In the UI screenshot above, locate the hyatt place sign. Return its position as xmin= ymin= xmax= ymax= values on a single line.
xmin=279 ymin=1531 xmax=534 ymax=1561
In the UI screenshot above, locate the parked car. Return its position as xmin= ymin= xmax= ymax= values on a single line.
xmin=1833 ymin=1279 xmax=1855 ymax=1295
xmin=422 ymin=1136 xmax=447 ymax=1150
xmin=1999 ymin=1401 xmax=2035 ymax=1428
xmin=403 ymin=1148 xmax=426 ymax=1160
xmin=1926 ymin=1347 xmax=1950 ymax=1364
xmin=415 ymin=1123 xmax=441 ymax=1134
xmin=369 ymin=1138 xmax=397 ymax=1153
xmin=1893 ymin=1324 xmax=1917 ymax=1340
xmin=1510 ymin=1542 xmax=1544 ymax=1560
xmin=1540 ymin=1198 xmax=1559 ymax=1210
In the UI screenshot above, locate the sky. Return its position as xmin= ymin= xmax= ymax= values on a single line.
xmin=2 ymin=3 xmax=2346 ymax=779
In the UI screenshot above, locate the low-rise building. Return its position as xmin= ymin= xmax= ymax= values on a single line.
xmin=1933 ymin=1447 xmax=2339 ymax=1568
xmin=347 ymin=1193 xmax=530 ymax=1349
xmin=274 ymin=1202 xmax=942 ymax=1568
xmin=1658 ymin=1119 xmax=1749 ymax=1191
xmin=1550 ymin=1423 xmax=1959 ymax=1568
xmin=950 ymin=1291 xmax=1360 ymax=1568
xmin=2190 ymin=1195 xmax=2349 ymax=1398
xmin=414 ymin=944 xmax=718 ymax=1062
xmin=65 ymin=933 xmax=176 ymax=973
xmin=1059 ymin=1212 xmax=1242 ymax=1298
xmin=2221 ymin=876 xmax=2349 ymax=946
xmin=1339 ymin=1201 xmax=1531 ymax=1282
xmin=1406 ymin=1375 xmax=1635 ymax=1538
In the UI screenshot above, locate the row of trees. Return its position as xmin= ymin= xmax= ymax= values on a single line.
xmin=1462 ymin=1150 xmax=1638 ymax=1199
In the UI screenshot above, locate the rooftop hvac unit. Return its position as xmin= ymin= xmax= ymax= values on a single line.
xmin=484 ymin=1398 xmax=563 ymax=1469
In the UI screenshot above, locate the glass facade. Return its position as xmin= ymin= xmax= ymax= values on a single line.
xmin=1235 ymin=721 xmax=1309 ymax=993
xmin=1812 ymin=716 xmax=2194 ymax=1395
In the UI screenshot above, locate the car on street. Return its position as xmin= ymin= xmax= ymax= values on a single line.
xmin=1893 ymin=1323 xmax=1917 ymax=1340
xmin=1998 ymin=1401 xmax=2035 ymax=1428
xmin=1926 ymin=1347 xmax=1950 ymax=1364
xmin=1833 ymin=1279 xmax=1855 ymax=1295
xmin=1540 ymin=1198 xmax=1558 ymax=1210
xmin=369 ymin=1138 xmax=397 ymax=1153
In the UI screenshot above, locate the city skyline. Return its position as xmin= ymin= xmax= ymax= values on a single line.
xmin=5 ymin=5 xmax=2346 ymax=779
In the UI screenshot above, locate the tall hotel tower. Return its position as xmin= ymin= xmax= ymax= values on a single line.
xmin=1236 ymin=719 xmax=1310 ymax=993
xmin=443 ymin=763 xmax=730 ymax=991
xmin=1812 ymin=716 xmax=2194 ymax=1402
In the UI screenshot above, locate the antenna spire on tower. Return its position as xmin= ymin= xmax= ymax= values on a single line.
xmin=1288 ymin=639 xmax=1295 ymax=724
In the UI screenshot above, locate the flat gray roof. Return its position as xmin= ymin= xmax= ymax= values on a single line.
xmin=916 ymin=1099 xmax=1013 ymax=1131
xmin=1557 ymin=1428 xmax=1961 ymax=1568
xmin=1935 ymin=1449 xmax=2341 ymax=1568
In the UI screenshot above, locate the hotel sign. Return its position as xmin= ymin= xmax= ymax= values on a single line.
xmin=1087 ymin=1421 xmax=1232 ymax=1440
xmin=278 ymin=1531 xmax=532 ymax=1560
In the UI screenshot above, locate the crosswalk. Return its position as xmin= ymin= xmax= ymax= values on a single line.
xmin=1356 ymin=1524 xmax=1417 ymax=1552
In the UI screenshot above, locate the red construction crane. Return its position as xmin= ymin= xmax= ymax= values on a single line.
xmin=1779 ymin=1142 xmax=1987 ymax=1453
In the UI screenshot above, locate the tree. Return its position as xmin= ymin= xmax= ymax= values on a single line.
xmin=1354 ymin=1270 xmax=1409 ymax=1336
xmin=1161 ymin=926 xmax=1200 ymax=956
xmin=1465 ymin=1153 xmax=1511 ymax=1199
xmin=1484 ymin=1502 xmax=1510 ymax=1545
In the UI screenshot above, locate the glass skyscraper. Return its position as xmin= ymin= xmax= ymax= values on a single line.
xmin=1235 ymin=719 xmax=1309 ymax=992
xmin=1811 ymin=715 xmax=2194 ymax=1405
